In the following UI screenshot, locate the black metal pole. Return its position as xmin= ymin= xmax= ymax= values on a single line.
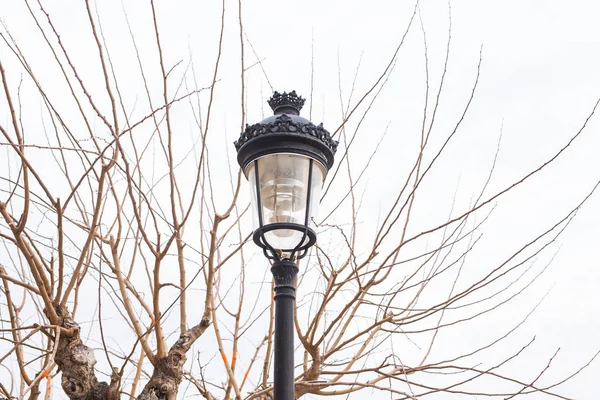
xmin=271 ymin=259 xmax=299 ymax=400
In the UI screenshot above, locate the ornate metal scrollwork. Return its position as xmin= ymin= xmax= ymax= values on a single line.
xmin=267 ymin=90 xmax=306 ymax=113
xmin=234 ymin=97 xmax=338 ymax=154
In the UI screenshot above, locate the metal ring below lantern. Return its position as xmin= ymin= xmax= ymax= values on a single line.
xmin=252 ymin=224 xmax=317 ymax=255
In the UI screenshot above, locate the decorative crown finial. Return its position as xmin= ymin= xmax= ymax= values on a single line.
xmin=268 ymin=91 xmax=306 ymax=115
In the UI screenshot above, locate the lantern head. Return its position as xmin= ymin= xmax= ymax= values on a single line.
xmin=234 ymin=91 xmax=337 ymax=261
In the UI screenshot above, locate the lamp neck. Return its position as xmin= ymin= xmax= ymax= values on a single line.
xmin=271 ymin=259 xmax=299 ymax=300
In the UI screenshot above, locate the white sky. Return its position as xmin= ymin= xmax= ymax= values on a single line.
xmin=1 ymin=0 xmax=599 ymax=399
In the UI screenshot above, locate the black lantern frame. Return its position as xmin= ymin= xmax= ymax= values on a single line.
xmin=235 ymin=91 xmax=337 ymax=262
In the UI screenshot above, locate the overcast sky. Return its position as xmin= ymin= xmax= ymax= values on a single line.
xmin=1 ymin=0 xmax=599 ymax=399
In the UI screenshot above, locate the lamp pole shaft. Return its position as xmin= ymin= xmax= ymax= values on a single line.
xmin=271 ymin=259 xmax=299 ymax=400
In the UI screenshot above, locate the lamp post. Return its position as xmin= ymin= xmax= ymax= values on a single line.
xmin=234 ymin=91 xmax=337 ymax=399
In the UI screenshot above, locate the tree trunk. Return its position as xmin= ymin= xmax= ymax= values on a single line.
xmin=52 ymin=305 xmax=121 ymax=400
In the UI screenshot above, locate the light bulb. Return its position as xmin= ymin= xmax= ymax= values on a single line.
xmin=261 ymin=177 xmax=305 ymax=237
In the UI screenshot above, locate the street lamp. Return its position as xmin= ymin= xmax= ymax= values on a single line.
xmin=234 ymin=91 xmax=337 ymax=399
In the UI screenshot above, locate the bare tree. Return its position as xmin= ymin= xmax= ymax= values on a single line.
xmin=0 ymin=1 xmax=598 ymax=399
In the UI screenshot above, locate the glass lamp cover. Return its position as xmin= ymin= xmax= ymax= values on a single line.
xmin=246 ymin=153 xmax=325 ymax=251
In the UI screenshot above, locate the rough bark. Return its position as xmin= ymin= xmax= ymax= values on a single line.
xmin=136 ymin=349 xmax=185 ymax=400
xmin=51 ymin=305 xmax=121 ymax=400
xmin=49 ymin=307 xmax=210 ymax=399
xmin=137 ymin=318 xmax=210 ymax=400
